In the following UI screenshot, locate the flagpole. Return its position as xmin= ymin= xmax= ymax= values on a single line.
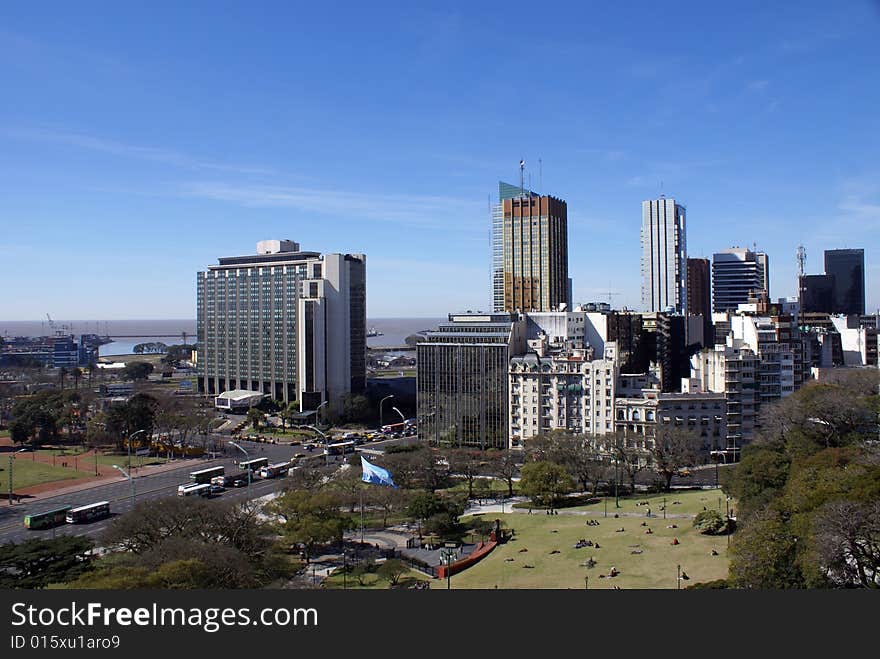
xmin=360 ymin=487 xmax=365 ymax=545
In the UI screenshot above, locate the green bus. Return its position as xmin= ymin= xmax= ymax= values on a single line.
xmin=24 ymin=505 xmax=73 ymax=530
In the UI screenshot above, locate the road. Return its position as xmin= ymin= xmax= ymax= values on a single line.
xmin=0 ymin=437 xmax=317 ymax=545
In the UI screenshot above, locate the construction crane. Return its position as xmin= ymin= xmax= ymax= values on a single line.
xmin=599 ymin=291 xmax=621 ymax=307
xmin=46 ymin=313 xmax=56 ymax=333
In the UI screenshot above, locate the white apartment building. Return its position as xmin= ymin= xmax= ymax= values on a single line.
xmin=614 ymin=389 xmax=727 ymax=452
xmin=508 ymin=341 xmax=619 ymax=448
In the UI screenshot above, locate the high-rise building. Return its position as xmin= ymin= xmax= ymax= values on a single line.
xmin=197 ymin=240 xmax=366 ymax=411
xmin=417 ymin=312 xmax=527 ymax=449
xmin=641 ymin=198 xmax=687 ymax=314
xmin=492 ymin=181 xmax=569 ymax=312
xmin=686 ymin=257 xmax=712 ymax=346
xmin=802 ymin=274 xmax=835 ymax=313
xmin=824 ymin=248 xmax=865 ymax=315
xmin=712 ymin=248 xmax=769 ymax=312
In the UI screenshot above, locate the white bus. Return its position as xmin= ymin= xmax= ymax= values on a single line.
xmin=66 ymin=501 xmax=110 ymax=524
xmin=239 ymin=457 xmax=269 ymax=472
xmin=259 ymin=462 xmax=291 ymax=479
xmin=178 ymin=483 xmax=212 ymax=497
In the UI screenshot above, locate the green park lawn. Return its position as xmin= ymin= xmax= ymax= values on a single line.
xmin=35 ymin=449 xmax=169 ymax=469
xmin=323 ymin=567 xmax=429 ymax=590
xmin=1 ymin=459 xmax=90 ymax=490
xmin=439 ymin=489 xmax=732 ymax=590
xmin=565 ymin=488 xmax=735 ymax=518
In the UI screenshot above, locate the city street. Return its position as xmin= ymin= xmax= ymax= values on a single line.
xmin=0 ymin=437 xmax=309 ymax=545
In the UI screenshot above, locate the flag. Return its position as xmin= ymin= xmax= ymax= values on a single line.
xmin=361 ymin=456 xmax=397 ymax=488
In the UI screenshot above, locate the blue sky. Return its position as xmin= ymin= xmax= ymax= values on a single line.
xmin=1 ymin=1 xmax=878 ymax=319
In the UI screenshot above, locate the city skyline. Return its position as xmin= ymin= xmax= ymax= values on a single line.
xmin=1 ymin=2 xmax=879 ymax=319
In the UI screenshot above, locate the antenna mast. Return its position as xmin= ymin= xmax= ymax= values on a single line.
xmin=539 ymin=158 xmax=543 ymax=195
xmin=796 ymin=245 xmax=806 ymax=329
xmin=519 ymin=159 xmax=525 ymax=197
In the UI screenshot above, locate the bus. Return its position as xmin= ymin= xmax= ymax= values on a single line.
xmin=324 ymin=441 xmax=355 ymax=456
xmin=178 ymin=483 xmax=212 ymax=497
xmin=189 ymin=465 xmax=224 ymax=484
xmin=380 ymin=422 xmax=405 ymax=435
xmin=24 ymin=505 xmax=72 ymax=530
xmin=66 ymin=501 xmax=110 ymax=524
xmin=212 ymin=471 xmax=249 ymax=488
xmin=258 ymin=462 xmax=291 ymax=479
xmin=239 ymin=457 xmax=269 ymax=472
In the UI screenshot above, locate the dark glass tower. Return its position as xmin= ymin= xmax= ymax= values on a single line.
xmin=824 ymin=249 xmax=865 ymax=315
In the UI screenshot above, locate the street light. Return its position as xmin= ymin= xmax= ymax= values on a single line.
xmin=379 ymin=395 xmax=394 ymax=431
xmin=111 ymin=464 xmax=135 ymax=508
xmin=316 ymin=401 xmax=329 ymax=427
xmin=391 ymin=406 xmax=406 ymax=424
xmin=229 ymin=441 xmax=252 ymax=489
xmin=441 ymin=548 xmax=456 ymax=590
xmin=303 ymin=425 xmax=330 ymax=466
xmin=7 ymin=449 xmax=26 ymax=505
xmin=127 ymin=429 xmax=148 ymax=473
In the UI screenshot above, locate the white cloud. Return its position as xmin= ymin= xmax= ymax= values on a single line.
xmin=3 ymin=127 xmax=275 ymax=176
xmin=180 ymin=181 xmax=486 ymax=232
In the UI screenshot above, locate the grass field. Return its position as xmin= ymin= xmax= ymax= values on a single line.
xmin=323 ymin=567 xmax=429 ymax=589
xmin=438 ymin=489 xmax=732 ymax=590
xmin=34 ymin=450 xmax=170 ymax=469
xmin=1 ymin=459 xmax=90 ymax=490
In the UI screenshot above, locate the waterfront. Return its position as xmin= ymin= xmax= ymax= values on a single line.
xmin=0 ymin=317 xmax=444 ymax=355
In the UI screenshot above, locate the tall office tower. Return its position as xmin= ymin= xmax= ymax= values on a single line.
xmin=197 ymin=240 xmax=366 ymax=411
xmin=686 ymin=257 xmax=712 ymax=346
xmin=824 ymin=248 xmax=865 ymax=315
xmin=802 ymin=274 xmax=835 ymax=313
xmin=712 ymin=248 xmax=770 ymax=312
xmin=641 ymin=198 xmax=687 ymax=315
xmin=417 ymin=312 xmax=527 ymax=450
xmin=492 ymin=180 xmax=570 ymax=312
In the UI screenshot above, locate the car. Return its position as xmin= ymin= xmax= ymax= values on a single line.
xmin=232 ymin=479 xmax=247 ymax=487
xmin=209 ymin=484 xmax=225 ymax=494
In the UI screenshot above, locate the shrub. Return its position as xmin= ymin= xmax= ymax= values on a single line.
xmin=693 ymin=509 xmax=731 ymax=535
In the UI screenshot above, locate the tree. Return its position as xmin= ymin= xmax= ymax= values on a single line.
xmin=693 ymin=510 xmax=731 ymax=535
xmin=265 ymin=490 xmax=354 ymax=562
xmin=247 ymin=407 xmax=264 ymax=431
xmin=377 ymin=558 xmax=408 ymax=586
xmin=341 ymin=393 xmax=371 ymax=424
xmin=810 ymin=500 xmax=880 ymax=589
xmin=648 ymin=426 xmax=702 ymax=492
xmin=406 ymin=491 xmax=465 ymax=539
xmin=488 ymin=450 xmax=521 ymax=497
xmin=729 ymin=505 xmax=804 ymax=589
xmin=97 ymin=497 xmax=281 ymax=588
xmin=122 ymin=361 xmax=154 ymax=381
xmin=0 ymin=536 xmax=95 ymax=589
xmin=722 ymin=444 xmax=791 ymax=521
xmin=519 ymin=460 xmax=575 ymax=510
xmin=446 ymin=449 xmax=488 ymax=499
xmin=367 ymin=486 xmax=409 ymax=528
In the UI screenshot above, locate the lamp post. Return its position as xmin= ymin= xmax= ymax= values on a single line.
xmin=677 ymin=564 xmax=681 ymax=590
xmin=127 ymin=429 xmax=148 ymax=472
xmin=585 ymin=575 xmax=589 ymax=590
xmin=726 ymin=496 xmax=732 ymax=548
xmin=316 ymin=400 xmax=328 ymax=428
xmin=111 ymin=464 xmax=135 ymax=508
xmin=304 ymin=425 xmax=329 ymax=466
xmin=614 ymin=455 xmax=620 ymax=508
xmin=392 ymin=406 xmax=406 ymax=424
xmin=663 ymin=496 xmax=667 ymax=520
xmin=379 ymin=395 xmax=394 ymax=431
xmin=441 ymin=548 xmax=455 ymax=590
xmin=8 ymin=449 xmax=26 ymax=505
xmin=229 ymin=441 xmax=252 ymax=490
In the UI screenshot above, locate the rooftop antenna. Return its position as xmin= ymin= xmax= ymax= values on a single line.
xmin=796 ymin=245 xmax=806 ymax=329
xmin=519 ymin=159 xmax=525 ymax=197
xmin=660 ymin=180 xmax=664 ymax=199
xmin=539 ymin=158 xmax=543 ymax=195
